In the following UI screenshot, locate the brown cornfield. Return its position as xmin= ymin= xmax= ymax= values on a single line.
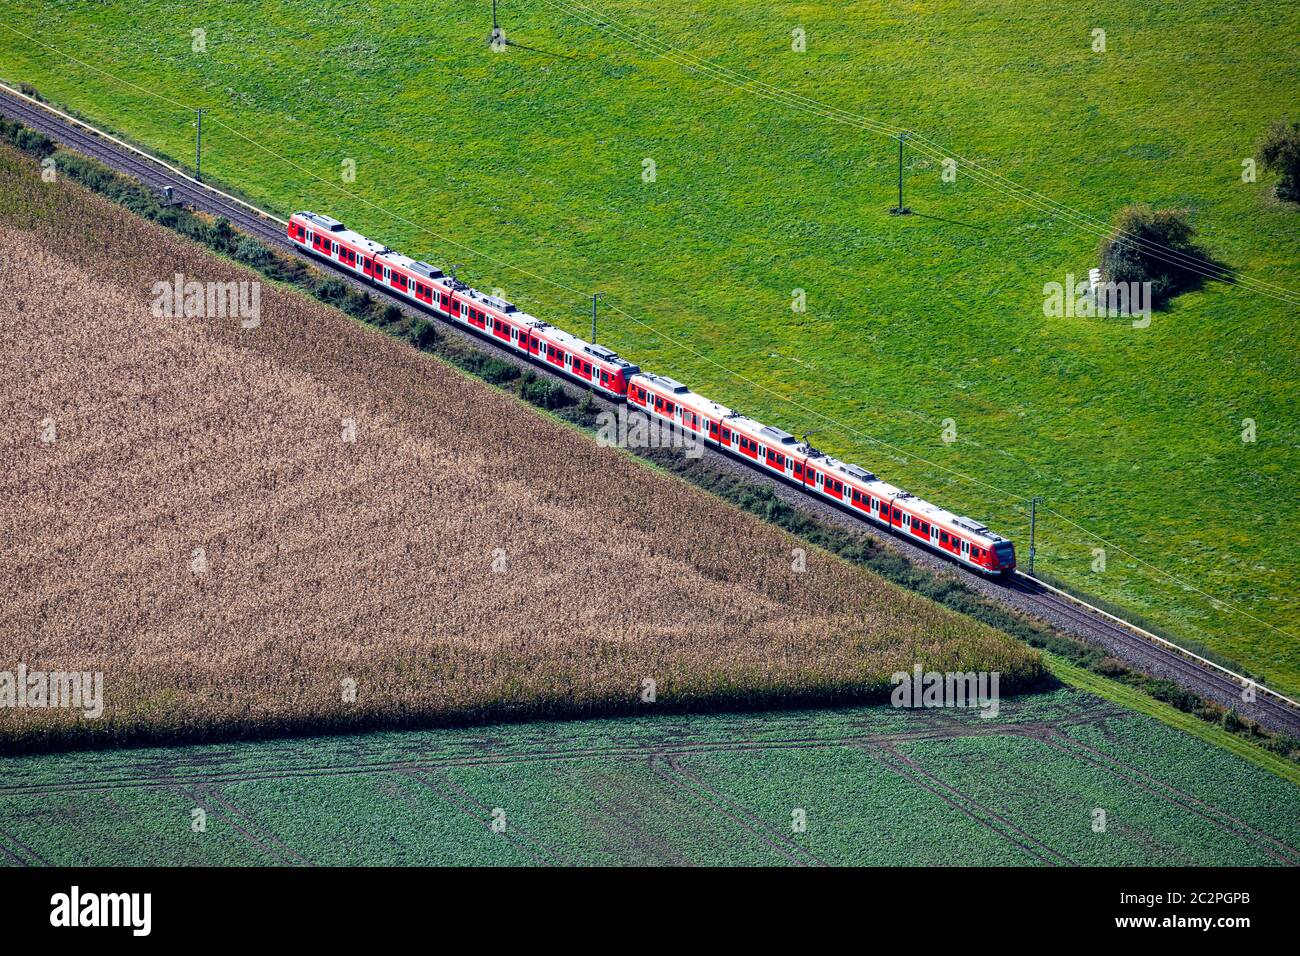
xmin=0 ymin=146 xmax=1043 ymax=748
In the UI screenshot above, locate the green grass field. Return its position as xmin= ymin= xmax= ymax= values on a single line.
xmin=2 ymin=690 xmax=1296 ymax=866
xmin=2 ymin=1 xmax=1297 ymax=693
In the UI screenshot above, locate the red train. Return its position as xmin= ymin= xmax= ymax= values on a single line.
xmin=289 ymin=211 xmax=1017 ymax=575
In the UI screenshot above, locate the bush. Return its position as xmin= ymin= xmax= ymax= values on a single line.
xmin=1257 ymin=120 xmax=1300 ymax=203
xmin=479 ymin=357 xmax=519 ymax=385
xmin=18 ymin=82 xmax=45 ymax=102
xmin=312 ymin=277 xmax=349 ymax=304
xmin=234 ymin=236 xmax=270 ymax=267
xmin=210 ymin=217 xmax=236 ymax=253
xmin=1 ymin=117 xmax=55 ymax=158
xmin=406 ymin=319 xmax=438 ymax=350
xmin=1097 ymin=204 xmax=1203 ymax=308
xmin=1092 ymin=656 xmax=1128 ymax=678
xmin=341 ymin=290 xmax=376 ymax=321
xmin=520 ymin=372 xmax=573 ymax=410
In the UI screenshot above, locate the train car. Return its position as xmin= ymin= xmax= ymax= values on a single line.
xmin=628 ymin=372 xmax=1016 ymax=575
xmin=287 ymin=211 xmax=639 ymax=400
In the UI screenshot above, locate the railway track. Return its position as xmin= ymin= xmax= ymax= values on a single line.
xmin=4 ymin=82 xmax=1298 ymax=739
xmin=1003 ymin=575 xmax=1299 ymax=734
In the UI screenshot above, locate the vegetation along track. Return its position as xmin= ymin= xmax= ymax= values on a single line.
xmin=5 ymin=84 xmax=1298 ymax=738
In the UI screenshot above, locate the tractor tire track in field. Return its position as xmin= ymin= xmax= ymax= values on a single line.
xmin=0 ymin=826 xmax=47 ymax=866
xmin=652 ymin=754 xmax=827 ymax=867
xmin=865 ymin=744 xmax=1076 ymax=867
xmin=402 ymin=770 xmax=566 ymax=867
xmin=1030 ymin=731 xmax=1300 ymax=866
xmin=0 ymin=717 xmax=1121 ymax=799
xmin=178 ymin=785 xmax=312 ymax=866
xmin=557 ymin=761 xmax=695 ymax=867
xmin=915 ymin=709 xmax=1300 ymax=867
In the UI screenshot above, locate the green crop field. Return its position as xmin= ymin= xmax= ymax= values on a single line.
xmin=1 ymin=690 xmax=1296 ymax=866
xmin=1 ymin=1 xmax=1298 ymax=694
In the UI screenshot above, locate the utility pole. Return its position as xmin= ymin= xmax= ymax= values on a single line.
xmin=591 ymin=292 xmax=602 ymax=344
xmin=1028 ymin=496 xmax=1042 ymax=575
xmin=889 ymin=131 xmax=911 ymax=215
xmin=489 ymin=0 xmax=506 ymax=49
xmin=195 ymin=108 xmax=204 ymax=181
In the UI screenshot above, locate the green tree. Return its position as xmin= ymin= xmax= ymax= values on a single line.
xmin=1097 ymin=204 xmax=1202 ymax=307
xmin=1257 ymin=120 xmax=1300 ymax=202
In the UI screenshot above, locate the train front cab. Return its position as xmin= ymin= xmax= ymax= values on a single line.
xmin=988 ymin=541 xmax=1016 ymax=576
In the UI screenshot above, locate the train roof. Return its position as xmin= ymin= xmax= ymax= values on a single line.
xmin=533 ymin=321 xmax=639 ymax=372
xmin=294 ymin=212 xmax=388 ymax=255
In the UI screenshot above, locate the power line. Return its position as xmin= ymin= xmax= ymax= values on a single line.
xmin=2 ymin=19 xmax=1292 ymax=643
xmin=532 ymin=0 xmax=1300 ymax=306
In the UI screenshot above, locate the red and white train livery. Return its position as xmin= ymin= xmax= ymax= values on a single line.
xmin=288 ymin=210 xmax=1017 ymax=576
xmin=628 ymin=374 xmax=1015 ymax=574
xmin=288 ymin=211 xmax=640 ymax=399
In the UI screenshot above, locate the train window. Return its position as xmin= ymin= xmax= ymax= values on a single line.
xmin=794 ymin=462 xmax=802 ymax=476
xmin=722 ymin=428 xmax=731 ymax=442
xmin=941 ymin=532 xmax=950 ymax=544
